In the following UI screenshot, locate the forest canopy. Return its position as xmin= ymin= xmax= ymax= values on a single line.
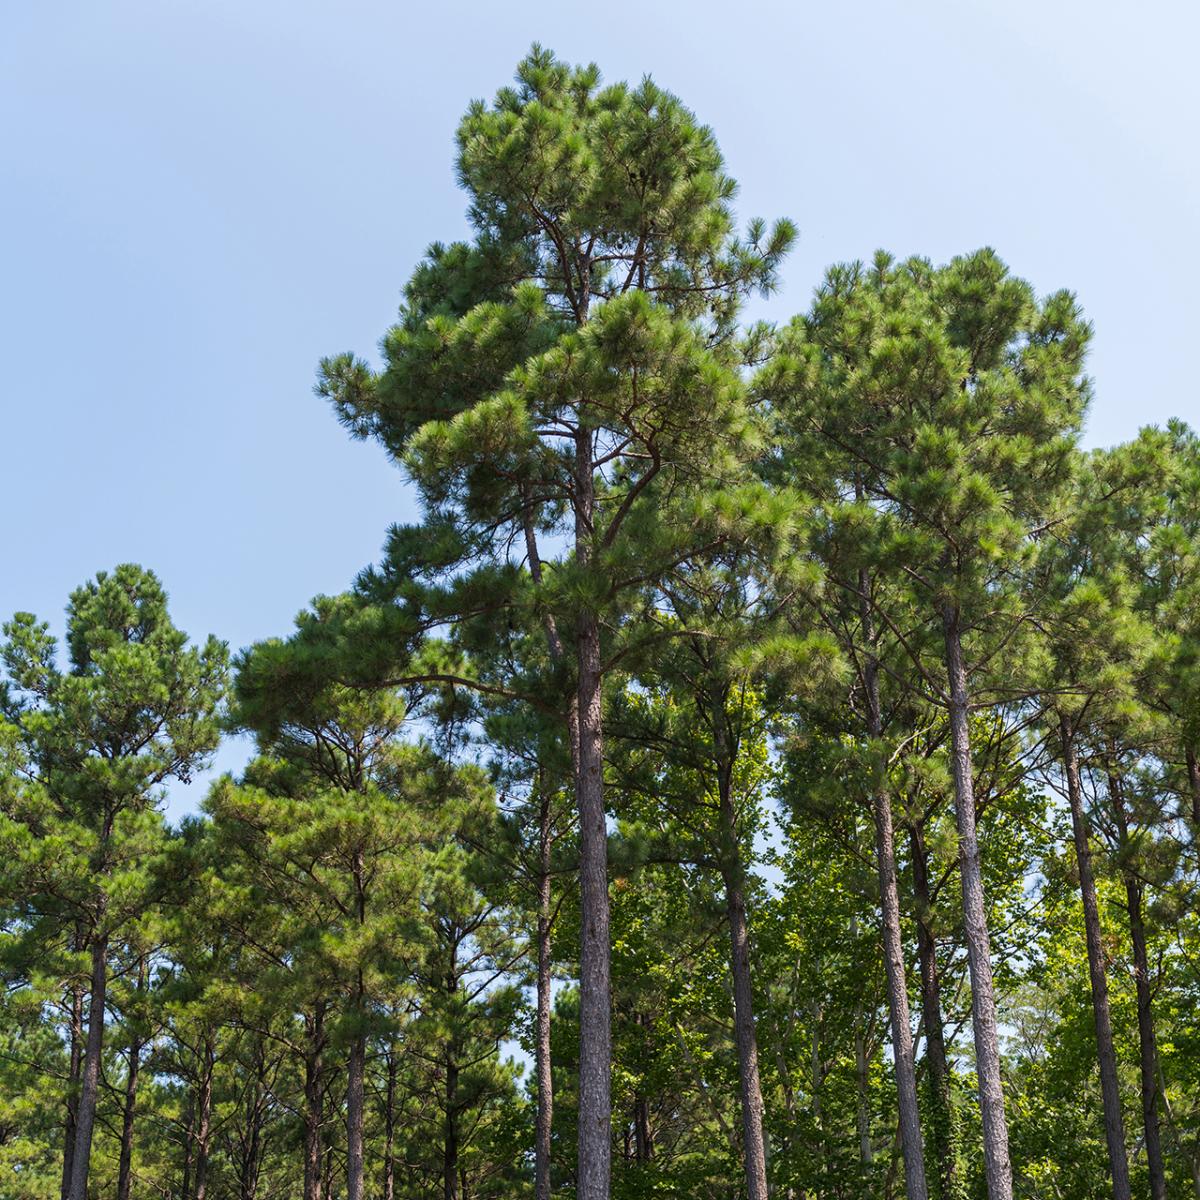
xmin=3 ymin=45 xmax=1199 ymax=1200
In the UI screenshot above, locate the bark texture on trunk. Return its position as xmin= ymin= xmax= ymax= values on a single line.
xmin=860 ymin=575 xmax=928 ymax=1200
xmin=1060 ymin=719 xmax=1131 ymax=1199
xmin=575 ymin=618 xmax=611 ymax=1200
xmin=1109 ymin=768 xmax=1168 ymax=1200
xmin=854 ymin=1015 xmax=873 ymax=1166
xmin=239 ymin=1085 xmax=264 ymax=1200
xmin=715 ymin=706 xmax=769 ymax=1200
xmin=1126 ymin=876 xmax=1167 ymax=1200
xmin=303 ymin=1007 xmax=326 ymax=1200
xmin=193 ymin=1041 xmax=214 ymax=1200
xmin=524 ymin=502 xmax=572 ymax=1200
xmin=724 ymin=869 xmax=769 ymax=1200
xmin=536 ymin=781 xmax=555 ymax=1200
xmin=347 ymin=1032 xmax=366 ymax=1200
xmin=67 ymin=933 xmax=108 ymax=1200
xmin=941 ymin=611 xmax=1012 ymax=1200
xmin=444 ymin=1055 xmax=460 ymax=1200
xmin=116 ymin=1033 xmax=143 ymax=1200
xmin=869 ymin=789 xmax=930 ymax=1200
xmin=910 ymin=824 xmax=957 ymax=1200
xmin=574 ymin=428 xmax=612 ymax=1200
xmin=322 ymin=1140 xmax=335 ymax=1200
xmin=236 ymin=1046 xmax=267 ymax=1200
xmin=60 ymin=970 xmax=84 ymax=1200
xmin=180 ymin=1097 xmax=194 ymax=1200
xmin=633 ymin=1081 xmax=653 ymax=1166
xmin=383 ymin=1045 xmax=397 ymax=1200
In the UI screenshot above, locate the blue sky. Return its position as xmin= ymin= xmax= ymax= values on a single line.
xmin=3 ymin=0 xmax=1197 ymax=815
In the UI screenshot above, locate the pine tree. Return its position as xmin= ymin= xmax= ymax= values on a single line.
xmin=1036 ymin=444 xmax=1163 ymax=1200
xmin=317 ymin=46 xmax=793 ymax=1197
xmin=0 ymin=564 xmax=227 ymax=1200
xmin=767 ymin=250 xmax=1092 ymax=1200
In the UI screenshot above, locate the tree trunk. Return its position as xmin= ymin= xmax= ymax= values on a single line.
xmin=323 ymin=1138 xmax=336 ymax=1200
xmin=347 ymin=1032 xmax=366 ymax=1200
xmin=1126 ymin=875 xmax=1167 ymax=1200
xmin=536 ymin=780 xmax=555 ymax=1200
xmin=180 ymin=1096 xmax=194 ymax=1200
xmin=716 ymin=736 xmax=769 ymax=1200
xmin=237 ymin=1044 xmax=267 ymax=1200
xmin=811 ymin=997 xmax=825 ymax=1187
xmin=240 ymin=1084 xmax=264 ymax=1200
xmin=444 ymin=1055 xmax=460 ymax=1200
xmin=855 ymin=1013 xmax=873 ymax=1166
xmin=116 ymin=1033 xmax=143 ymax=1200
xmin=941 ymin=610 xmax=1012 ymax=1200
xmin=67 ymin=933 xmax=108 ymax=1200
xmin=524 ymin=499 xmax=572 ymax=1200
xmin=574 ymin=430 xmax=612 ymax=1200
xmin=60 ymin=967 xmax=85 ymax=1200
xmin=909 ymin=823 xmax=956 ymax=1200
xmin=633 ymin=1086 xmax=652 ymax=1165
xmin=860 ymin=574 xmax=928 ymax=1200
xmin=383 ymin=1044 xmax=397 ymax=1200
xmin=1109 ymin=766 xmax=1168 ymax=1200
xmin=724 ymin=872 xmax=768 ymax=1197
xmin=304 ymin=1006 xmax=327 ymax=1200
xmin=193 ymin=1040 xmax=215 ymax=1200
xmin=1060 ymin=718 xmax=1131 ymax=1199
xmin=1186 ymin=746 xmax=1200 ymax=830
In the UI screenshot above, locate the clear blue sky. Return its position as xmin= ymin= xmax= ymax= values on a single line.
xmin=3 ymin=0 xmax=1197 ymax=815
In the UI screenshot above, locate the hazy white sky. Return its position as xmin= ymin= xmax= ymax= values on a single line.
xmin=3 ymin=0 xmax=1197 ymax=813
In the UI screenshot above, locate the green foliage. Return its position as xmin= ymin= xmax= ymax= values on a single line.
xmin=4 ymin=44 xmax=1200 ymax=1200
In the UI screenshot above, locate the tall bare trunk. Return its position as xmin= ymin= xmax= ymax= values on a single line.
xmin=240 ymin=1076 xmax=265 ymax=1200
xmin=860 ymin=574 xmax=928 ymax=1200
xmin=536 ymin=780 xmax=555 ymax=1200
xmin=524 ymin=500 xmax=572 ymax=1200
xmin=632 ymin=1054 xmax=653 ymax=1167
xmin=180 ymin=1095 xmax=194 ymax=1200
xmin=909 ymin=824 xmax=956 ymax=1200
xmin=574 ymin=429 xmax=612 ymax=1200
xmin=941 ymin=609 xmax=1012 ymax=1200
xmin=193 ymin=1040 xmax=215 ymax=1200
xmin=347 ymin=1031 xmax=366 ymax=1200
xmin=1109 ymin=768 xmax=1167 ymax=1200
xmin=855 ymin=1013 xmax=873 ymax=1166
xmin=60 ymin=963 xmax=85 ymax=1200
xmin=811 ymin=997 xmax=825 ymax=1186
xmin=1060 ymin=719 xmax=1131 ymax=1199
xmin=444 ymin=1054 xmax=460 ymax=1200
xmin=724 ymin=869 xmax=769 ymax=1198
xmin=322 ymin=1138 xmax=336 ymax=1200
xmin=116 ymin=1033 xmax=143 ymax=1200
xmin=383 ymin=1044 xmax=397 ymax=1200
xmin=1126 ymin=876 xmax=1167 ymax=1200
xmin=304 ymin=1006 xmax=326 ymax=1200
xmin=67 ymin=933 xmax=108 ymax=1200
xmin=714 ymin=695 xmax=769 ymax=1200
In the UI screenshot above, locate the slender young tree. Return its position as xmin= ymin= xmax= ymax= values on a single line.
xmin=220 ymin=626 xmax=464 ymax=1200
xmin=0 ymin=565 xmax=227 ymax=1200
xmin=1035 ymin=441 xmax=1178 ymax=1199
